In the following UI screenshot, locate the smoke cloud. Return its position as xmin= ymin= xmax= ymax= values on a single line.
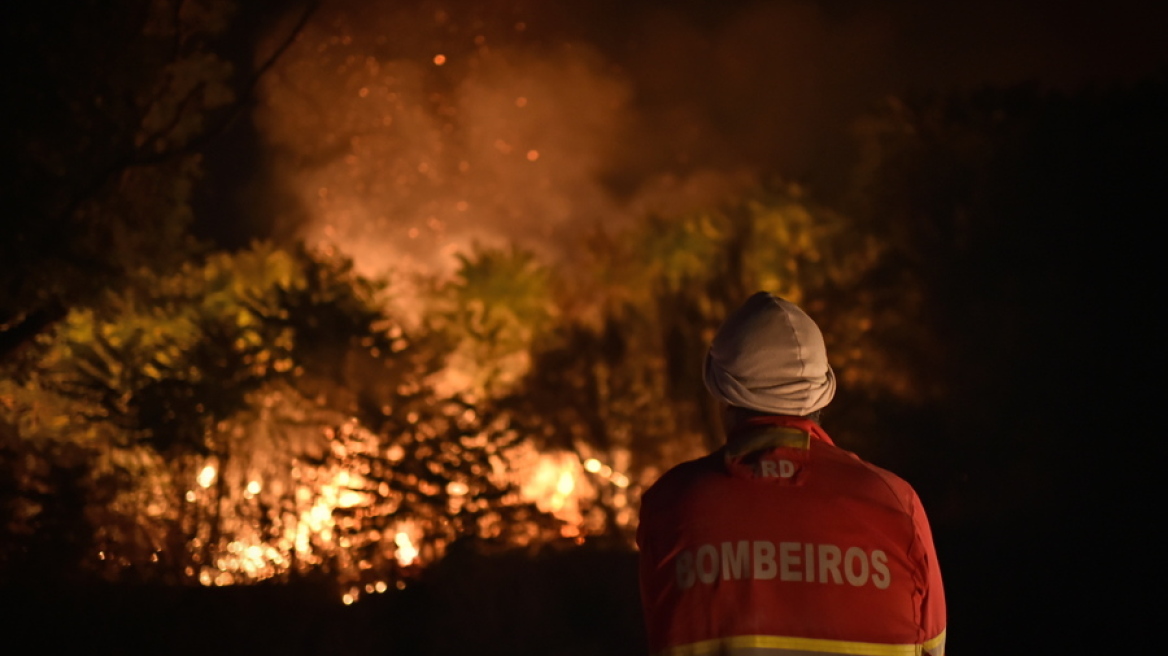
xmin=251 ymin=0 xmax=1168 ymax=276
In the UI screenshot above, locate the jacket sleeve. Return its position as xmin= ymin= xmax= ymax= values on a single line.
xmin=911 ymin=490 xmax=947 ymax=655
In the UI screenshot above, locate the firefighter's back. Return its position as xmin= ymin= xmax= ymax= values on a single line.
xmin=637 ymin=419 xmax=946 ymax=656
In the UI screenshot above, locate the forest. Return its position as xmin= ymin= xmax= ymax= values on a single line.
xmin=2 ymin=1 xmax=1163 ymax=654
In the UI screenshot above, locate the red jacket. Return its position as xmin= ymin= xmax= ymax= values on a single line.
xmin=637 ymin=415 xmax=946 ymax=656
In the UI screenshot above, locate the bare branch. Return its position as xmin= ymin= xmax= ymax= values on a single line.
xmin=139 ymin=80 xmax=207 ymax=154
xmin=4 ymin=2 xmax=324 ymax=363
xmin=172 ymin=0 xmax=187 ymax=59
xmin=132 ymin=0 xmax=322 ymax=170
xmin=45 ymin=1 xmax=321 ymax=236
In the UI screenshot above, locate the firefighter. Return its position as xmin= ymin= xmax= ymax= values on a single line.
xmin=637 ymin=292 xmax=946 ymax=656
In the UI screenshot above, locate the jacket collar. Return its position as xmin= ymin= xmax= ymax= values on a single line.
xmin=724 ymin=414 xmax=834 ymax=459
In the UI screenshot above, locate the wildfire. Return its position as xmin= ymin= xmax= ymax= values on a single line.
xmin=44 ymin=4 xmax=668 ymax=601
xmin=394 ymin=530 xmax=419 ymax=566
xmin=164 ymin=389 xmax=636 ymax=600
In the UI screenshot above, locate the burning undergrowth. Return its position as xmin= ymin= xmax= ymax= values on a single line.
xmin=0 ymin=242 xmax=658 ymax=599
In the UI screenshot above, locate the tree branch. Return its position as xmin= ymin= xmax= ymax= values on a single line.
xmin=53 ymin=0 xmax=321 ymax=226
xmin=3 ymin=2 xmax=322 ymax=364
xmin=0 ymin=304 xmax=67 ymax=363
xmin=144 ymin=0 xmax=323 ymax=164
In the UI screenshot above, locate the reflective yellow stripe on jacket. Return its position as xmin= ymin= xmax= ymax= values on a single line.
xmin=654 ymin=630 xmax=946 ymax=656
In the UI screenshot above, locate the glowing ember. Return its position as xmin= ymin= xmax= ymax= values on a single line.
xmin=196 ymin=464 xmax=216 ymax=489
xmin=554 ymin=470 xmax=575 ymax=504
xmin=394 ymin=531 xmax=419 ymax=566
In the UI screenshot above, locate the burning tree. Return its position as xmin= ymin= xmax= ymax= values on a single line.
xmin=1 ymin=179 xmax=895 ymax=594
xmin=0 ymin=243 xmax=570 ymax=594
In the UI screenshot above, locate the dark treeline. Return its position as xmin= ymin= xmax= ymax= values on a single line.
xmin=838 ymin=79 xmax=1165 ymax=654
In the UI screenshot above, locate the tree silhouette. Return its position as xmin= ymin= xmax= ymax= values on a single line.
xmin=1 ymin=0 xmax=317 ymax=362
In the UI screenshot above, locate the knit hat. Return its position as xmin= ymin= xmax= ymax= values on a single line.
xmin=702 ymin=292 xmax=836 ymax=416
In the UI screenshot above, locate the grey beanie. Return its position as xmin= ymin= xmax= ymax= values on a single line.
xmin=702 ymin=292 xmax=836 ymax=416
